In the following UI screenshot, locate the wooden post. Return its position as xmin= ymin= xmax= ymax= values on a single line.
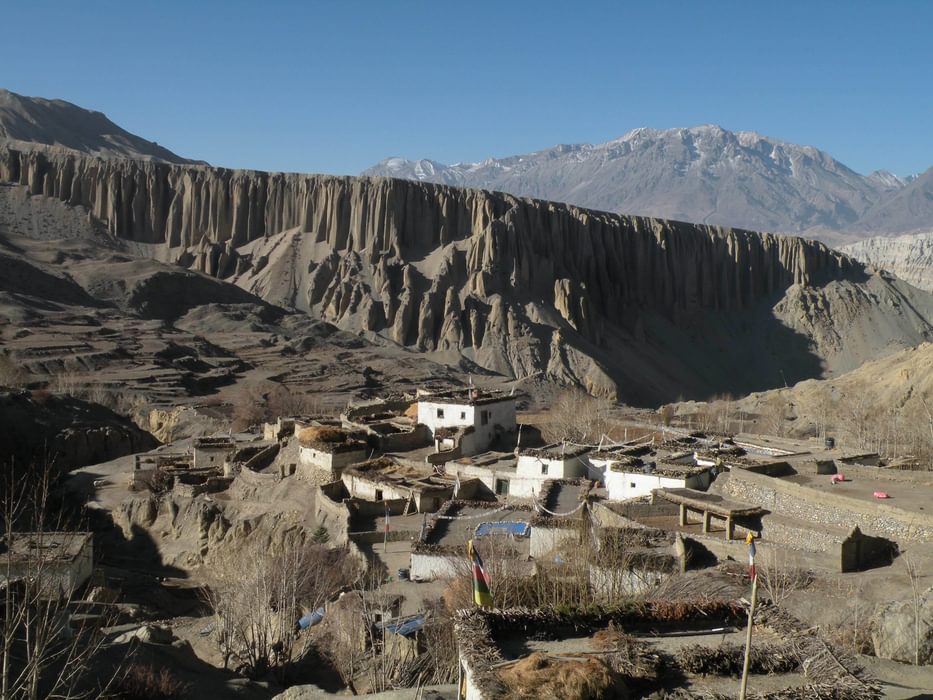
xmin=726 ymin=515 xmax=735 ymax=540
xmin=679 ymin=503 xmax=687 ymax=526
xmin=702 ymin=510 xmax=711 ymax=533
xmin=739 ymin=573 xmax=759 ymax=700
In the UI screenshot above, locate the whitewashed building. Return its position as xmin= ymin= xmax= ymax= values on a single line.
xmin=417 ymin=389 xmax=516 ymax=458
xmin=512 ymin=444 xmax=592 ymax=498
xmin=602 ymin=461 xmax=713 ymax=501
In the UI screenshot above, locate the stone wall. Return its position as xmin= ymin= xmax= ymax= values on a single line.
xmin=722 ymin=470 xmax=933 ymax=543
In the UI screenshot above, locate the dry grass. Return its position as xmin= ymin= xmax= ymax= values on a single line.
xmin=498 ymin=652 xmax=628 ymax=700
xmin=297 ymin=426 xmax=347 ymax=447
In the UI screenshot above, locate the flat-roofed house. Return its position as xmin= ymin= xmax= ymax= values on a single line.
xmin=192 ymin=436 xmax=236 ymax=470
xmin=1 ymin=531 xmax=94 ymax=597
xmin=602 ymin=461 xmax=713 ymax=501
xmin=296 ymin=426 xmax=368 ymax=483
xmin=417 ymin=389 xmax=516 ymax=458
xmin=512 ymin=444 xmax=592 ymax=498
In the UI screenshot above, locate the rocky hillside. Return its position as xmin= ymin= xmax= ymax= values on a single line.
xmin=0 ymin=89 xmax=196 ymax=164
xmin=0 ymin=389 xmax=158 ymax=474
xmin=364 ymin=125 xmax=922 ymax=242
xmin=842 ymin=231 xmax=933 ymax=292
xmin=5 ymin=144 xmax=933 ymax=404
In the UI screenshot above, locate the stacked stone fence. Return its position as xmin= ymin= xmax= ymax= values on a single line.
xmin=242 ymin=443 xmax=280 ymax=472
xmin=723 ymin=469 xmax=933 ymax=543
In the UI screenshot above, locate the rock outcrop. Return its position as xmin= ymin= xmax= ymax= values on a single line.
xmin=0 ymin=389 xmax=159 ymax=473
xmin=871 ymin=587 xmax=933 ymax=664
xmin=842 ymin=232 xmax=933 ymax=292
xmin=5 ymin=145 xmax=931 ymax=403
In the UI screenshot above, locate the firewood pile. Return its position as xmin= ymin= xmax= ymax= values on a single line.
xmin=677 ymin=642 xmax=799 ymax=676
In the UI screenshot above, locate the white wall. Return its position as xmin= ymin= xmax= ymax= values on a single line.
xmin=298 ymin=445 xmax=367 ymax=479
xmin=516 ymin=454 xmax=587 ymax=481
xmin=418 ymin=400 xmax=475 ymax=435
xmin=418 ymin=398 xmax=516 ymax=456
xmin=590 ymin=563 xmax=672 ymax=598
xmin=342 ymin=473 xmax=411 ymax=502
xmin=410 ymin=552 xmax=460 ymax=581
xmin=604 ymin=469 xmax=710 ymax=501
xmin=530 ymin=526 xmax=577 ymax=558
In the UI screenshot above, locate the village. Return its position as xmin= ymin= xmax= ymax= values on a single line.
xmin=8 ymin=382 xmax=933 ymax=699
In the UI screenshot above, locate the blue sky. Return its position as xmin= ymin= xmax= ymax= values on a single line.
xmin=2 ymin=1 xmax=931 ymax=177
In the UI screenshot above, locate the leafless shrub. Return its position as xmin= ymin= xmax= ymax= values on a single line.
xmin=206 ymin=533 xmax=358 ymax=678
xmin=113 ymin=663 xmax=189 ymax=699
xmin=52 ymin=369 xmax=83 ymax=397
xmin=231 ymin=383 xmax=269 ymax=431
xmin=542 ymin=388 xmax=613 ymax=443
xmin=1 ymin=466 xmax=119 ymax=699
xmin=757 ymin=551 xmax=814 ymax=603
xmin=0 ymin=352 xmax=27 ymax=388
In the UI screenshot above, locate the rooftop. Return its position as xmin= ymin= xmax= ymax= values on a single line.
xmin=654 ymin=487 xmax=766 ymax=517
xmin=417 ymin=387 xmax=516 ymax=407
xmin=455 ymin=604 xmax=878 ymax=699
xmin=193 ymin=436 xmax=236 ymax=449
xmin=1 ymin=531 xmax=92 ymax=564
xmin=520 ymin=442 xmax=592 ymax=460
xmin=421 ymin=500 xmax=533 ymax=549
xmin=344 ymin=459 xmax=454 ymax=493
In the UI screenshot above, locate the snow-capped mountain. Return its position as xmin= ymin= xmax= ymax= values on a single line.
xmin=364 ymin=125 xmax=923 ymax=240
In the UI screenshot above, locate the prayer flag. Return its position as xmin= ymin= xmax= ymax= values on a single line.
xmin=467 ymin=539 xmax=493 ymax=608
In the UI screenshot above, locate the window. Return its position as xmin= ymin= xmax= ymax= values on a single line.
xmin=541 ymin=463 xmax=549 ymax=475
xmin=495 ymin=479 xmax=510 ymax=496
xmin=630 ymin=482 xmax=636 ymax=489
xmin=481 ymin=410 xmax=489 ymax=426
xmin=460 ymin=411 xmax=466 ymax=420
xmin=437 ymin=408 xmax=445 ymax=419
xmin=375 ymin=489 xmax=383 ymax=501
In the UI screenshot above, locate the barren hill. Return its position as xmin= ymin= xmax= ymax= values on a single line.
xmin=4 ymin=144 xmax=933 ymax=405
xmin=0 ymin=89 xmax=197 ymax=164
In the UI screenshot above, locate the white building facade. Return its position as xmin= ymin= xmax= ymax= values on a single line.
xmin=417 ymin=392 xmax=516 ymax=457
xmin=602 ymin=465 xmax=712 ymax=501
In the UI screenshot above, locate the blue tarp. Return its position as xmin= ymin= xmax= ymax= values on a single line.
xmin=298 ymin=607 xmax=325 ymax=630
xmin=385 ymin=614 xmax=426 ymax=637
xmin=474 ymin=521 xmax=530 ymax=538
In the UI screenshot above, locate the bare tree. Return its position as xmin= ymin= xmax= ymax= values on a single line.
xmin=231 ymin=383 xmax=269 ymax=432
xmin=206 ymin=533 xmax=358 ymax=678
xmin=542 ymin=388 xmax=613 ymax=443
xmin=1 ymin=468 xmax=115 ymax=699
xmin=760 ymin=394 xmax=789 ymax=437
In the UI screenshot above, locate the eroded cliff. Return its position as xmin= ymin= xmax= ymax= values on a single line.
xmin=5 ymin=146 xmax=928 ymax=403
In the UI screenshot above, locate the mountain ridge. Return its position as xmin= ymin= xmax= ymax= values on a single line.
xmin=364 ymin=125 xmax=927 ymax=242
xmin=0 ymin=88 xmax=199 ymax=164
xmin=5 ymin=143 xmax=933 ymax=404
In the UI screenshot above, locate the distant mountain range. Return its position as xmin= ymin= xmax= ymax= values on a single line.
xmin=0 ymin=88 xmax=198 ymax=164
xmin=364 ymin=126 xmax=933 ymax=244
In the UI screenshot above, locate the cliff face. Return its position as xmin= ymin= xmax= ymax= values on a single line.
xmin=842 ymin=232 xmax=933 ymax=293
xmin=0 ymin=146 xmax=889 ymax=401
